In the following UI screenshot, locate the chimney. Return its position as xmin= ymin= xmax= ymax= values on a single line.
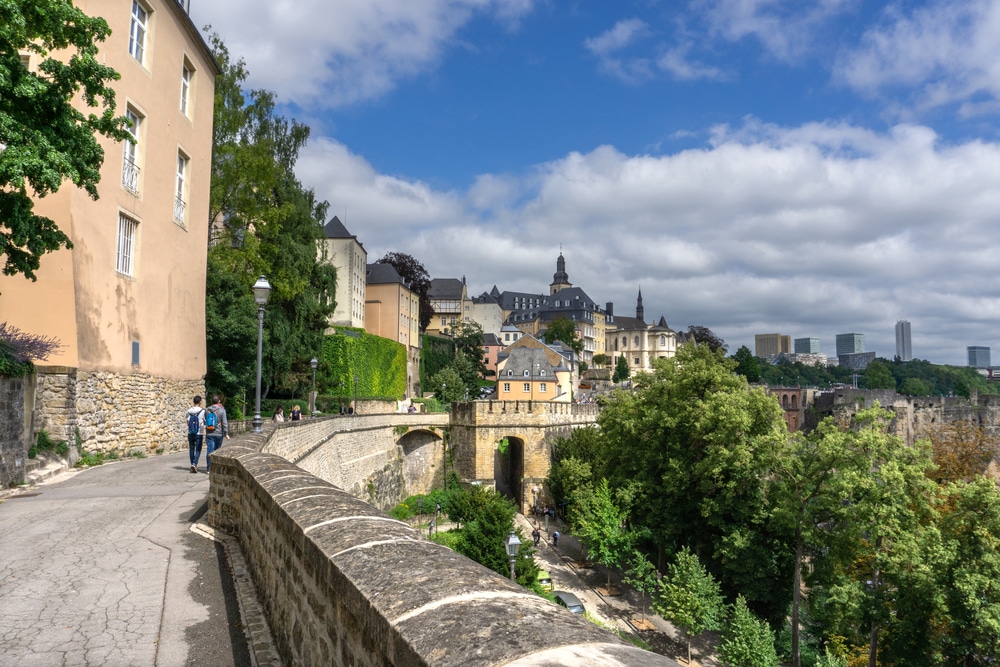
xmin=605 ymin=302 xmax=614 ymax=317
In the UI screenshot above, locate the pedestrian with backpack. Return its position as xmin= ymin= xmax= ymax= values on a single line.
xmin=204 ymin=395 xmax=230 ymax=473
xmin=186 ymin=395 xmax=205 ymax=473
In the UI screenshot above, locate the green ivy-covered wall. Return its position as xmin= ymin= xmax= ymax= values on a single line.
xmin=322 ymin=329 xmax=406 ymax=400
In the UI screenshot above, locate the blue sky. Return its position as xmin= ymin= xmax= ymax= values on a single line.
xmin=193 ymin=0 xmax=1000 ymax=367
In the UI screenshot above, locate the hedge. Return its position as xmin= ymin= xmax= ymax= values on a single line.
xmin=321 ymin=329 xmax=406 ymax=400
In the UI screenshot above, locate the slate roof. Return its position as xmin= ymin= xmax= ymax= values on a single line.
xmin=428 ymin=278 xmax=466 ymax=299
xmin=482 ymin=333 xmax=502 ymax=347
xmin=366 ymin=262 xmax=404 ymax=286
xmin=324 ymin=215 xmax=355 ymax=239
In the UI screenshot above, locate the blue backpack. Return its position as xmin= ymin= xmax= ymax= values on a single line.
xmin=205 ymin=408 xmax=218 ymax=433
xmin=187 ymin=411 xmax=201 ymax=435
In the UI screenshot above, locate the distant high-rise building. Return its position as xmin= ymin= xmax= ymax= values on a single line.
xmin=755 ymin=333 xmax=791 ymax=359
xmin=836 ymin=333 xmax=865 ymax=357
xmin=968 ymin=346 xmax=991 ymax=369
xmin=895 ymin=320 xmax=912 ymax=361
xmin=794 ymin=337 xmax=820 ymax=354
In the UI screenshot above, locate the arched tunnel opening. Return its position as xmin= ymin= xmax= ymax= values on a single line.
xmin=494 ymin=436 xmax=524 ymax=508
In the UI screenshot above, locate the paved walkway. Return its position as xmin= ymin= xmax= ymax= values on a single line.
xmin=0 ymin=452 xmax=251 ymax=667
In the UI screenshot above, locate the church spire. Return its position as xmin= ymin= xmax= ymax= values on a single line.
xmin=549 ymin=250 xmax=572 ymax=295
xmin=636 ymin=288 xmax=644 ymax=323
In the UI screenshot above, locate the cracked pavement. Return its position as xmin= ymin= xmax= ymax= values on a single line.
xmin=0 ymin=452 xmax=251 ymax=667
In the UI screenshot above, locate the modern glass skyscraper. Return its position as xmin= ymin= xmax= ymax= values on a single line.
xmin=895 ymin=320 xmax=912 ymax=361
xmin=836 ymin=333 xmax=865 ymax=357
xmin=794 ymin=337 xmax=820 ymax=353
xmin=968 ymin=346 xmax=991 ymax=368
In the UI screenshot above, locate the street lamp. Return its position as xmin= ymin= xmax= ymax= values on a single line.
xmin=310 ymin=357 xmax=319 ymax=417
xmin=251 ymin=276 xmax=271 ymax=433
xmin=505 ymin=531 xmax=521 ymax=582
xmin=340 ymin=380 xmax=345 ymax=415
xmin=353 ymin=375 xmax=358 ymax=416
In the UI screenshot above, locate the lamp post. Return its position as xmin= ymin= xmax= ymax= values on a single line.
xmin=353 ymin=375 xmax=358 ymax=416
xmin=340 ymin=380 xmax=345 ymax=415
xmin=310 ymin=357 xmax=318 ymax=417
xmin=251 ymin=276 xmax=271 ymax=433
xmin=505 ymin=531 xmax=521 ymax=582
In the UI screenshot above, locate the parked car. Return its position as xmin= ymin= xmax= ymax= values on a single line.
xmin=553 ymin=591 xmax=585 ymax=614
xmin=537 ymin=570 xmax=553 ymax=592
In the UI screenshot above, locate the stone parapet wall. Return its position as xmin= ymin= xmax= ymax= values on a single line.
xmin=209 ymin=440 xmax=678 ymax=667
xmin=33 ymin=366 xmax=77 ymax=445
xmin=0 ymin=376 xmax=28 ymax=487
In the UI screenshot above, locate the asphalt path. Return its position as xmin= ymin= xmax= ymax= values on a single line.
xmin=0 ymin=452 xmax=251 ymax=667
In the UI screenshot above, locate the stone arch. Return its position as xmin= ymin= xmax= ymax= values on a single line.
xmin=494 ymin=435 xmax=525 ymax=506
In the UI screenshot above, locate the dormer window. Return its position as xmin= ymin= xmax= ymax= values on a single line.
xmin=540 ymin=370 xmax=546 ymax=377
xmin=524 ymin=370 xmax=530 ymax=377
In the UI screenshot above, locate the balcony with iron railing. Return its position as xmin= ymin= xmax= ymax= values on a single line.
xmin=174 ymin=195 xmax=186 ymax=223
xmin=122 ymin=157 xmax=140 ymax=194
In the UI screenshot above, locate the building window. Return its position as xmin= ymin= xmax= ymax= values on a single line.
xmin=116 ymin=213 xmax=139 ymax=276
xmin=540 ymin=383 xmax=547 ymax=392
xmin=507 ymin=370 xmax=513 ymax=376
xmin=174 ymin=152 xmax=188 ymax=223
xmin=441 ymin=317 xmax=447 ymax=326
xmin=523 ymin=370 xmax=529 ymax=377
xmin=660 ymin=335 xmax=666 ymax=346
xmin=540 ymin=370 xmax=546 ymax=377
xmin=634 ymin=336 xmax=640 ymax=346
xmin=180 ymin=63 xmax=192 ymax=115
xmin=622 ymin=336 xmax=627 ymax=346
xmin=129 ymin=1 xmax=149 ymax=64
xmin=503 ymin=383 xmax=510 ymax=392
xmin=523 ymin=383 xmax=530 ymax=392
xmin=122 ymin=107 xmax=142 ymax=193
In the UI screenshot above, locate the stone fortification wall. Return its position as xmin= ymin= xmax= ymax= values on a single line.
xmin=209 ymin=440 xmax=677 ymax=667
xmin=812 ymin=389 xmax=1000 ymax=448
xmin=0 ymin=376 xmax=29 ymax=487
xmin=31 ymin=366 xmax=204 ymax=457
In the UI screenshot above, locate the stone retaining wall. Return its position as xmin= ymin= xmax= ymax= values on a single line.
xmin=0 ymin=376 xmax=28 ymax=487
xmin=209 ymin=436 xmax=678 ymax=667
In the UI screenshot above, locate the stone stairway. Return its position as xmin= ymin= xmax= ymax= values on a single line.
xmin=23 ymin=451 xmax=73 ymax=485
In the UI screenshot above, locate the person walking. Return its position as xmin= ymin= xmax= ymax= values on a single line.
xmin=204 ymin=395 xmax=230 ymax=473
xmin=552 ymin=530 xmax=560 ymax=547
xmin=532 ymin=526 xmax=541 ymax=547
xmin=185 ymin=395 xmax=205 ymax=473
xmin=272 ymin=405 xmax=285 ymax=422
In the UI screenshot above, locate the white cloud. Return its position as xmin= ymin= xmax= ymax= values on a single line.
xmin=297 ymin=121 xmax=1000 ymax=366
xmin=657 ymin=43 xmax=727 ymax=81
xmin=835 ymin=0 xmax=1000 ymax=115
xmin=584 ymin=19 xmax=654 ymax=83
xmin=192 ymin=0 xmax=535 ymax=107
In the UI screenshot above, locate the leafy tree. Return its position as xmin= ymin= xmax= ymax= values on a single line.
xmin=428 ymin=366 xmax=463 ymax=406
xmin=543 ymin=316 xmax=584 ymax=356
xmin=612 ymin=355 xmax=630 ymax=383
xmin=451 ymin=485 xmax=538 ymax=585
xmin=654 ymin=547 xmax=726 ymax=665
xmin=379 ymin=252 xmax=432 ymax=332
xmin=732 ymin=345 xmax=762 ymax=382
xmin=927 ymin=420 xmax=995 ymax=484
xmin=204 ymin=35 xmax=335 ymax=401
xmin=452 ymin=321 xmax=487 ymax=379
xmin=624 ymin=551 xmax=659 ymax=623
xmin=899 ymin=377 xmax=933 ymax=396
xmin=0 ymin=0 xmax=129 ymax=279
xmin=592 ymin=353 xmax=609 ymax=367
xmin=719 ymin=595 xmax=780 ymax=667
xmin=571 ymin=478 xmax=635 ymax=588
xmin=445 ymin=351 xmax=481 ymax=400
xmin=686 ymin=325 xmax=728 ymax=353
xmin=599 ymin=343 xmax=792 ymax=624
xmin=862 ymin=361 xmax=895 ymax=390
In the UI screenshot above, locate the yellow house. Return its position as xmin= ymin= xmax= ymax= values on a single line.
xmin=495 ymin=335 xmax=575 ymax=402
xmin=364 ymin=263 xmax=421 ymax=397
xmin=0 ymin=0 xmax=219 ymax=455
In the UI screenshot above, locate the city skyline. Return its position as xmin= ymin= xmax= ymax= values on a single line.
xmin=193 ymin=1 xmax=1000 ymax=367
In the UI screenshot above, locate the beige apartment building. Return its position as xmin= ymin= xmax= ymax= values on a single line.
xmin=0 ymin=0 xmax=218 ymax=454
xmin=364 ymin=263 xmax=421 ymax=397
xmin=755 ymin=333 xmax=791 ymax=360
xmin=322 ymin=216 xmax=367 ymax=329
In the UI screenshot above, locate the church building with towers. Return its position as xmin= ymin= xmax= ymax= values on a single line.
xmin=605 ymin=288 xmax=681 ymax=374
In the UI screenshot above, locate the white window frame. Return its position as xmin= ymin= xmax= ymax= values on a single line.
xmin=523 ymin=383 xmax=531 ymax=393
xmin=540 ymin=383 xmax=547 ymax=392
xmin=116 ymin=213 xmax=139 ymax=276
xmin=180 ymin=63 xmax=192 ymax=115
xmin=129 ymin=1 xmax=149 ymax=64
xmin=174 ymin=152 xmax=188 ymax=223
xmin=122 ymin=108 xmax=142 ymax=193
xmin=503 ymin=383 xmax=510 ymax=393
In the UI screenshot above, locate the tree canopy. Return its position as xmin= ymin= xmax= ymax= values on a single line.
xmin=0 ymin=0 xmax=129 ymax=279
xmin=686 ymin=325 xmax=728 ymax=353
xmin=204 ymin=35 xmax=335 ymax=405
xmin=542 ymin=316 xmax=584 ymax=356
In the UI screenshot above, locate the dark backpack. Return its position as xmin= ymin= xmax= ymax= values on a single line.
xmin=187 ymin=410 xmax=201 ymax=435
xmin=205 ymin=408 xmax=218 ymax=433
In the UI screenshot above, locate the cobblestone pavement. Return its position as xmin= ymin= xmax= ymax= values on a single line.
xmin=0 ymin=452 xmax=251 ymax=667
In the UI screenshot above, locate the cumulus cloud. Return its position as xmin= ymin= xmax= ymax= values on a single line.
xmin=192 ymin=0 xmax=535 ymax=107
xmin=296 ymin=122 xmax=1000 ymax=365
xmin=834 ymin=0 xmax=1000 ymax=116
xmin=584 ymin=18 xmax=654 ymax=83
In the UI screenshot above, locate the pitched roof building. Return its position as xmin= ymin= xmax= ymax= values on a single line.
xmin=322 ymin=216 xmax=366 ymax=329
xmin=364 ymin=262 xmax=421 ymax=397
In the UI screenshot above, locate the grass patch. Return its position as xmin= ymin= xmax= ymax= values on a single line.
xmin=27 ymin=430 xmax=69 ymax=459
xmin=75 ymin=450 xmax=119 ymax=468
